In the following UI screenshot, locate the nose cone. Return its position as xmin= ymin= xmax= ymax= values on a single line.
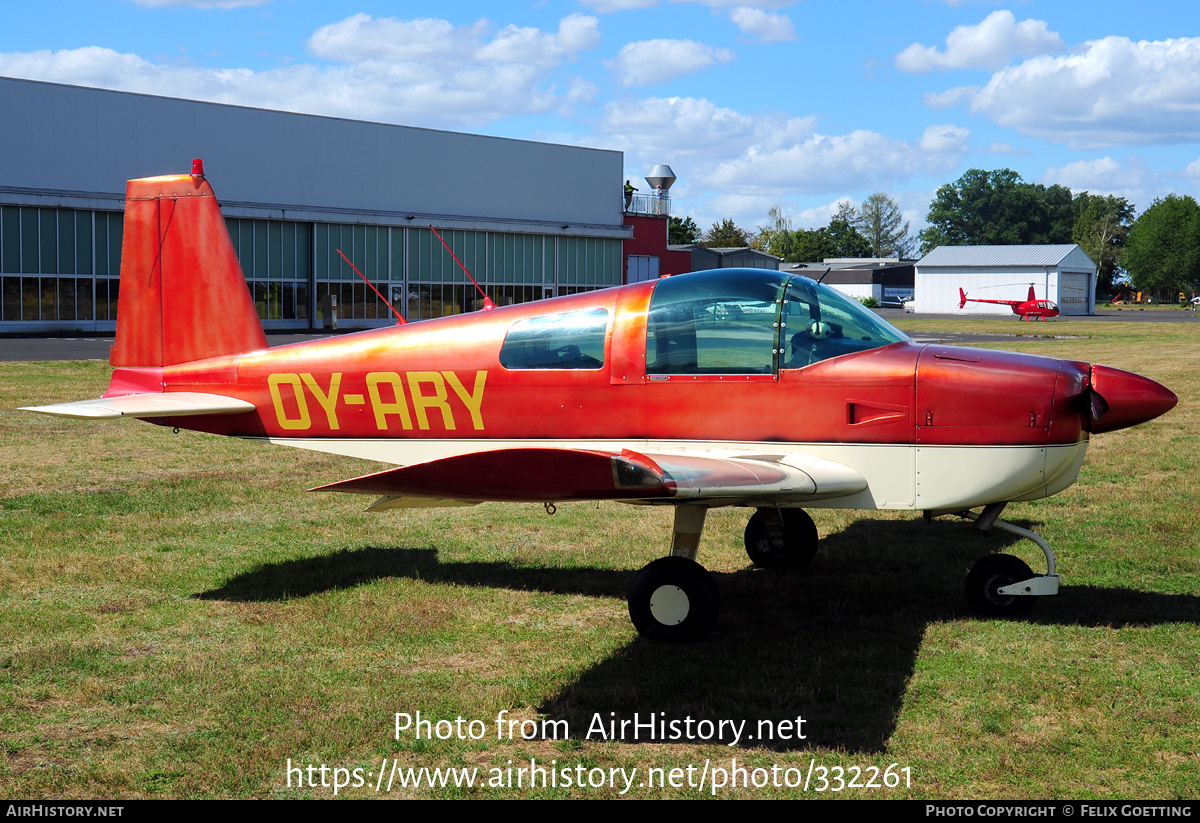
xmin=1089 ymin=365 xmax=1178 ymax=434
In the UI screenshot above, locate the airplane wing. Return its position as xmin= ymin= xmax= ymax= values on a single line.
xmin=313 ymin=447 xmax=867 ymax=510
xmin=21 ymin=392 xmax=256 ymax=419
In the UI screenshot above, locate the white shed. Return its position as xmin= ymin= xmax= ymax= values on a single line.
xmin=914 ymin=245 xmax=1097 ymax=316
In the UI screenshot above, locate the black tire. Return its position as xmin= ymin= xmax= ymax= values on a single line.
xmin=744 ymin=508 xmax=819 ymax=569
xmin=628 ymin=556 xmax=719 ymax=642
xmin=965 ymin=554 xmax=1036 ymax=618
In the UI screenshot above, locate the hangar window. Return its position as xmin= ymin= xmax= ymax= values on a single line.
xmin=500 ymin=308 xmax=608 ymax=370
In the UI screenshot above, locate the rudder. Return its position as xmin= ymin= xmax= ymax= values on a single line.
xmin=109 ymin=159 xmax=267 ymax=368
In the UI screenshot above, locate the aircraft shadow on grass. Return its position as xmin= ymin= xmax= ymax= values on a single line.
xmin=197 ymin=517 xmax=1200 ymax=753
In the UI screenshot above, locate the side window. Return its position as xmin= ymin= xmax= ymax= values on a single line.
xmin=500 ymin=308 xmax=608 ymax=370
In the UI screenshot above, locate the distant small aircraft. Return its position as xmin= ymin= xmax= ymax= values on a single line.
xmin=959 ymin=285 xmax=1060 ymax=321
xmin=24 ymin=163 xmax=1178 ymax=641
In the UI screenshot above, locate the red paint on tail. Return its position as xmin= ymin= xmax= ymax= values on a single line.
xmin=109 ymin=165 xmax=267 ymax=368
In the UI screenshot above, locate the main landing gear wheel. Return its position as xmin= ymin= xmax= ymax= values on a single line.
xmin=628 ymin=556 xmax=719 ymax=642
xmin=965 ymin=554 xmax=1036 ymax=618
xmin=744 ymin=508 xmax=819 ymax=569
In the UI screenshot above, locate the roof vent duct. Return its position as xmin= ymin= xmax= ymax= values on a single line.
xmin=645 ymin=164 xmax=677 ymax=191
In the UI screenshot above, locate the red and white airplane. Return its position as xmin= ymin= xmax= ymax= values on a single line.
xmin=24 ymin=164 xmax=1178 ymax=641
xmin=959 ymin=285 xmax=1060 ymax=321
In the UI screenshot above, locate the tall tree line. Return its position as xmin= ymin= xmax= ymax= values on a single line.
xmin=918 ymin=167 xmax=1198 ymax=296
xmin=753 ymin=194 xmax=910 ymax=264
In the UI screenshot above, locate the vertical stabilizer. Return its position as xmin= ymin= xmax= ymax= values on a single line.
xmin=110 ymin=161 xmax=268 ymax=367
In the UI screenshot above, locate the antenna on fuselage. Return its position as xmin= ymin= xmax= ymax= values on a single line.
xmin=429 ymin=226 xmax=496 ymax=312
xmin=816 ymin=267 xmax=832 ymax=284
xmin=336 ymin=249 xmax=406 ymax=324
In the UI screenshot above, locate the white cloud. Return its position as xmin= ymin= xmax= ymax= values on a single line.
xmin=729 ymin=8 xmax=797 ymax=43
xmin=922 ymin=86 xmax=977 ymax=110
xmin=793 ymin=197 xmax=854 ymax=229
xmin=607 ymin=39 xmax=734 ymax=87
xmin=896 ymin=10 xmax=1063 ymax=73
xmin=0 ymin=12 xmax=602 ymax=130
xmin=595 ymin=95 xmax=970 ymax=202
xmin=598 ymin=96 xmax=817 ymax=159
xmin=1042 ymin=156 xmax=1155 ymax=202
xmin=918 ymin=123 xmax=970 ymax=154
xmin=476 ymin=15 xmax=602 ymax=66
xmin=1185 ymin=158 xmax=1200 ymax=186
xmin=980 ymin=141 xmax=1028 ymax=155
xmin=306 ymin=14 xmax=599 ymax=68
xmin=307 ymin=15 xmax=484 ymax=63
xmin=706 ymin=124 xmax=969 ymax=195
xmin=966 ymin=36 xmax=1200 ymax=148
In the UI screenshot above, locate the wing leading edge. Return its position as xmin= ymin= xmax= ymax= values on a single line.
xmin=21 ymin=392 xmax=256 ymax=419
xmin=313 ymin=447 xmax=867 ymax=510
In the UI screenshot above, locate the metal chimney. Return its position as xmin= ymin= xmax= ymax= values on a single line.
xmin=645 ymin=164 xmax=677 ymax=191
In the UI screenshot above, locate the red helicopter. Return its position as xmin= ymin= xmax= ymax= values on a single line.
xmin=959 ymin=285 xmax=1060 ymax=321
xmin=25 ymin=163 xmax=1177 ymax=641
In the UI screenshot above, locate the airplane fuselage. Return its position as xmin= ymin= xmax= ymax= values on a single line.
xmin=119 ymin=275 xmax=1149 ymax=513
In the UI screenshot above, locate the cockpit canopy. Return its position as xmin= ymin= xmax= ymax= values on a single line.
xmin=646 ymin=268 xmax=909 ymax=375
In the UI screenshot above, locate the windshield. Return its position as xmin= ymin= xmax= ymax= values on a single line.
xmin=780 ymin=275 xmax=909 ymax=369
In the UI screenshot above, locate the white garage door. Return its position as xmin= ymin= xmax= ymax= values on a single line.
xmin=1059 ymin=273 xmax=1091 ymax=315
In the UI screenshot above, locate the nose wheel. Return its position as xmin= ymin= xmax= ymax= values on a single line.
xmin=956 ymin=508 xmax=1059 ymax=618
xmin=965 ymin=554 xmax=1036 ymax=618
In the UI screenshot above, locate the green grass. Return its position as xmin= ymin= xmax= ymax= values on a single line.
xmin=0 ymin=318 xmax=1197 ymax=798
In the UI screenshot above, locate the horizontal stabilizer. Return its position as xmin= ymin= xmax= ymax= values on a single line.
xmin=22 ymin=392 xmax=255 ymax=420
xmin=314 ymin=447 xmax=866 ymax=508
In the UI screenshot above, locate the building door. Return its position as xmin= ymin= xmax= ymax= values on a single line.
xmin=626 ymin=255 xmax=660 ymax=284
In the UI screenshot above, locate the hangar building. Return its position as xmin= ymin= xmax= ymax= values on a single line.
xmin=0 ymin=76 xmax=630 ymax=333
xmin=914 ymin=245 xmax=1097 ymax=316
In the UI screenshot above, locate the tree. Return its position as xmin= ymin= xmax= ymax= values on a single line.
xmin=668 ymin=215 xmax=701 ymax=245
xmin=824 ymin=217 xmax=871 ymax=258
xmin=1071 ymin=192 xmax=1135 ymax=295
xmin=919 ymin=168 xmax=1075 ymax=254
xmin=787 ymin=219 xmax=871 ymax=262
xmin=702 ymin=218 xmax=752 ymax=248
xmin=833 ymin=201 xmax=859 ymax=226
xmin=1124 ymin=195 xmax=1200 ymax=295
xmin=854 ymin=192 xmax=913 ymax=258
xmin=749 ymin=204 xmax=872 ymax=263
xmin=754 ymin=206 xmax=796 ymax=258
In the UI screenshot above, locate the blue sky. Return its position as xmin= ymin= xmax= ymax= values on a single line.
xmin=3 ymin=0 xmax=1198 ymax=237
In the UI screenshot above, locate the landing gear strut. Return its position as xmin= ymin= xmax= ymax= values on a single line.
xmin=956 ymin=505 xmax=1059 ymax=619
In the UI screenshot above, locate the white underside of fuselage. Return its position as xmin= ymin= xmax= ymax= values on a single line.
xmin=256 ymin=436 xmax=1090 ymax=512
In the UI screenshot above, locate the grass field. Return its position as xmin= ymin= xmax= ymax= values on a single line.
xmin=0 ymin=317 xmax=1196 ymax=799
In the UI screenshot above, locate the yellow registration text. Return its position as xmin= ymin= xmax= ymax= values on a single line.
xmin=267 ymin=371 xmax=486 ymax=432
